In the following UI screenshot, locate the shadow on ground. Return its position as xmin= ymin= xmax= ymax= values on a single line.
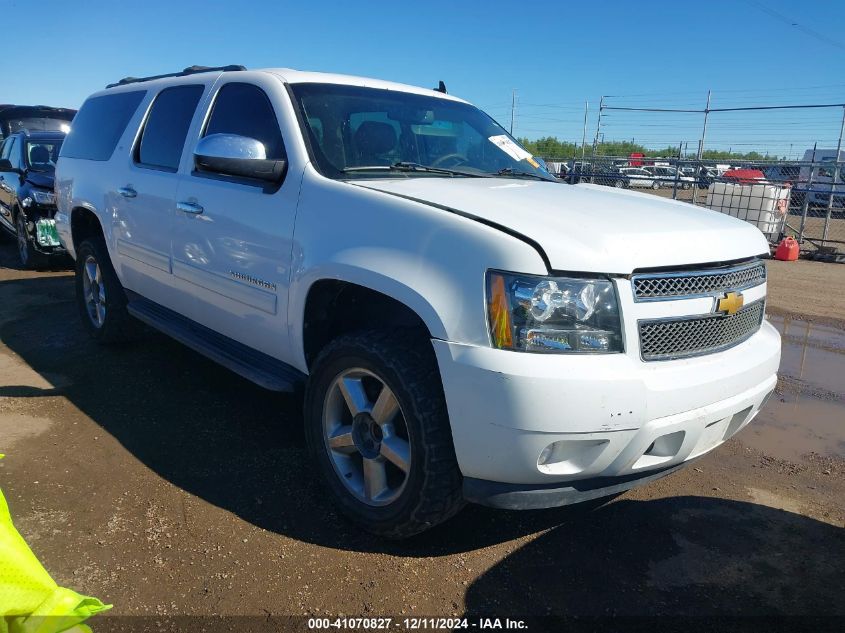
xmin=0 ymin=257 xmax=590 ymax=554
xmin=1 ymin=242 xmax=844 ymax=616
xmin=463 ymin=495 xmax=844 ymax=616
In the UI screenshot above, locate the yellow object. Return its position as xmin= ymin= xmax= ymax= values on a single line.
xmin=717 ymin=291 xmax=745 ymax=315
xmin=0 ymin=456 xmax=111 ymax=633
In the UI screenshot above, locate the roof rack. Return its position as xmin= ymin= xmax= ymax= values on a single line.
xmin=106 ymin=65 xmax=246 ymax=89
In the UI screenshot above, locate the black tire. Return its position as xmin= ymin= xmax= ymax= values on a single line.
xmin=75 ymin=236 xmax=133 ymax=344
xmin=651 ymin=181 xmax=660 ymax=190
xmin=15 ymin=211 xmax=46 ymax=270
xmin=613 ymin=179 xmax=625 ymax=188
xmin=304 ymin=330 xmax=464 ymax=538
xmin=682 ymin=181 xmax=692 ymax=190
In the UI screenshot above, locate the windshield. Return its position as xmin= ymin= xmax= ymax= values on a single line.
xmin=289 ymin=83 xmax=555 ymax=181
xmin=7 ymin=117 xmax=71 ymax=134
xmin=25 ymin=139 xmax=63 ymax=172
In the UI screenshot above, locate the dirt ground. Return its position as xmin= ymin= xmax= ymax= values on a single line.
xmin=0 ymin=239 xmax=843 ymax=628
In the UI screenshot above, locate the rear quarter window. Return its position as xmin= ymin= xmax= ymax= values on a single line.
xmin=136 ymin=85 xmax=204 ymax=171
xmin=61 ymin=90 xmax=145 ymax=161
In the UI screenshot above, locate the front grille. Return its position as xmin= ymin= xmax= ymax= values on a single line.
xmin=632 ymin=260 xmax=766 ymax=301
xmin=639 ymin=301 xmax=765 ymax=361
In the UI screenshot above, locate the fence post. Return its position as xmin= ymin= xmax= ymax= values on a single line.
xmin=822 ymin=106 xmax=845 ymax=244
xmin=798 ymin=151 xmax=816 ymax=244
xmin=691 ymin=90 xmax=712 ymax=205
xmin=672 ymin=141 xmax=682 ymax=200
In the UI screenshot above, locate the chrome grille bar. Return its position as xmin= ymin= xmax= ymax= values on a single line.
xmin=638 ymin=300 xmax=765 ymax=361
xmin=632 ymin=260 xmax=766 ymax=301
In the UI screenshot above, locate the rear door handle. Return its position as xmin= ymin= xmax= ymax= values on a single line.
xmin=176 ymin=201 xmax=204 ymax=215
xmin=118 ymin=186 xmax=137 ymax=198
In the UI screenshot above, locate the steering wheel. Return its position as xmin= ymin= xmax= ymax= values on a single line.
xmin=431 ymin=153 xmax=469 ymax=168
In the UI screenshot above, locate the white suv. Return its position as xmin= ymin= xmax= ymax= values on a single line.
xmin=55 ymin=65 xmax=781 ymax=537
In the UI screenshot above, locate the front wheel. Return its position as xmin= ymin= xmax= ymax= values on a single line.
xmin=651 ymin=181 xmax=660 ymax=190
xmin=304 ymin=330 xmax=464 ymax=538
xmin=614 ymin=179 xmax=625 ymax=188
xmin=15 ymin=212 xmax=44 ymax=270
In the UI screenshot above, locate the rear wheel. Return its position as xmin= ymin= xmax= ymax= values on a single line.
xmin=651 ymin=181 xmax=660 ymax=190
xmin=304 ymin=330 xmax=464 ymax=538
xmin=614 ymin=179 xmax=625 ymax=188
xmin=75 ymin=237 xmax=133 ymax=343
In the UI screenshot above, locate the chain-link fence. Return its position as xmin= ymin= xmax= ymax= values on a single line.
xmin=540 ymin=155 xmax=845 ymax=256
xmin=528 ymin=93 xmax=845 ymax=260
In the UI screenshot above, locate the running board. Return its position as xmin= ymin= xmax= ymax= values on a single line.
xmin=126 ymin=296 xmax=305 ymax=392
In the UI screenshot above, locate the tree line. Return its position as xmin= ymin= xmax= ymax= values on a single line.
xmin=517 ymin=136 xmax=779 ymax=161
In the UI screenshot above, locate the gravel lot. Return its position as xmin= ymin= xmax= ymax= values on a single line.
xmin=0 ymin=239 xmax=842 ymax=626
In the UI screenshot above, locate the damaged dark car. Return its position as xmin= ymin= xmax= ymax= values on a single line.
xmin=0 ymin=130 xmax=68 ymax=268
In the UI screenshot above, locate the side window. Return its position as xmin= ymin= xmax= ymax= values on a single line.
xmin=60 ymin=90 xmax=145 ymax=161
xmin=5 ymin=138 xmax=19 ymax=168
xmin=0 ymin=138 xmax=10 ymax=160
xmin=203 ymin=83 xmax=285 ymax=160
xmin=136 ymin=85 xmax=204 ymax=171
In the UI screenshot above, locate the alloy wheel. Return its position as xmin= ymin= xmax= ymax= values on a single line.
xmin=322 ymin=367 xmax=412 ymax=506
xmin=82 ymin=255 xmax=106 ymax=328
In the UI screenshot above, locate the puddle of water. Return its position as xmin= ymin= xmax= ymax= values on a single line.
xmin=769 ymin=315 xmax=845 ymax=396
xmin=738 ymin=315 xmax=845 ymax=461
xmin=743 ymin=395 xmax=845 ymax=460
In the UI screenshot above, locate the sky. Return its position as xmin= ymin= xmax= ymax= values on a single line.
xmin=5 ymin=0 xmax=845 ymax=158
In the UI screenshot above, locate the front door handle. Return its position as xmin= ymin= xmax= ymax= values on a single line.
xmin=176 ymin=201 xmax=204 ymax=215
xmin=118 ymin=186 xmax=137 ymax=198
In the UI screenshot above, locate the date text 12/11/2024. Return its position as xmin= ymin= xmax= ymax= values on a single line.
xmin=307 ymin=617 xmax=528 ymax=630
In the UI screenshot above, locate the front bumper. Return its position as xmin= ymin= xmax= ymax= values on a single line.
xmin=433 ymin=319 xmax=781 ymax=494
xmin=463 ymin=461 xmax=692 ymax=510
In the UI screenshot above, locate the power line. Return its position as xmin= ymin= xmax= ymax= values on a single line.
xmin=743 ymin=0 xmax=845 ymax=51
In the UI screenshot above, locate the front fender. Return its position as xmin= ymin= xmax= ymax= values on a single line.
xmin=287 ymin=169 xmax=548 ymax=372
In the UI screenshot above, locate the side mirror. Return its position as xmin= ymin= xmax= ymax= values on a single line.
xmin=194 ymin=133 xmax=286 ymax=183
xmin=0 ymin=158 xmax=18 ymax=173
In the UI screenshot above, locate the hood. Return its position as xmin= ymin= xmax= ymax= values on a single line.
xmin=25 ymin=171 xmax=55 ymax=190
xmin=350 ymin=178 xmax=770 ymax=274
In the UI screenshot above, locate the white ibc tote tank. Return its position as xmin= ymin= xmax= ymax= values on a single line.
xmin=705 ymin=181 xmax=790 ymax=240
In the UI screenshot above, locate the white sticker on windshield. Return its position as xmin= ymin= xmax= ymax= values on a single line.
xmin=488 ymin=135 xmax=532 ymax=162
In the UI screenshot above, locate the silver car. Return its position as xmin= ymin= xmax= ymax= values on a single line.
xmin=616 ymin=167 xmax=660 ymax=189
xmin=643 ymin=165 xmax=695 ymax=189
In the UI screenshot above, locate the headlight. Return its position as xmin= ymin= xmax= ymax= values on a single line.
xmin=487 ymin=271 xmax=623 ymax=353
xmin=31 ymin=190 xmax=57 ymax=206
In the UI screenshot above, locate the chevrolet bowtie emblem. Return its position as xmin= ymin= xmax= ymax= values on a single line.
xmin=716 ymin=291 xmax=744 ymax=315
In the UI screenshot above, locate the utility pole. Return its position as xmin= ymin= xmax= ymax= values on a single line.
xmin=580 ymin=100 xmax=588 ymax=162
xmin=509 ymin=89 xmax=516 ymax=135
xmin=591 ymin=95 xmax=605 ymax=157
xmin=697 ymin=90 xmax=712 ymax=160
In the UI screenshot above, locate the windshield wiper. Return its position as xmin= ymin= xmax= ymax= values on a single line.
xmin=492 ymin=167 xmax=552 ymax=181
xmin=342 ymin=162 xmax=489 ymax=178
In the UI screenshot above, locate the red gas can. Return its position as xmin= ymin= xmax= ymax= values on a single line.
xmin=774 ymin=236 xmax=799 ymax=261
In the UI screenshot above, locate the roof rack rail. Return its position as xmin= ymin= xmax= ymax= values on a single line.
xmin=106 ymin=65 xmax=246 ymax=89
